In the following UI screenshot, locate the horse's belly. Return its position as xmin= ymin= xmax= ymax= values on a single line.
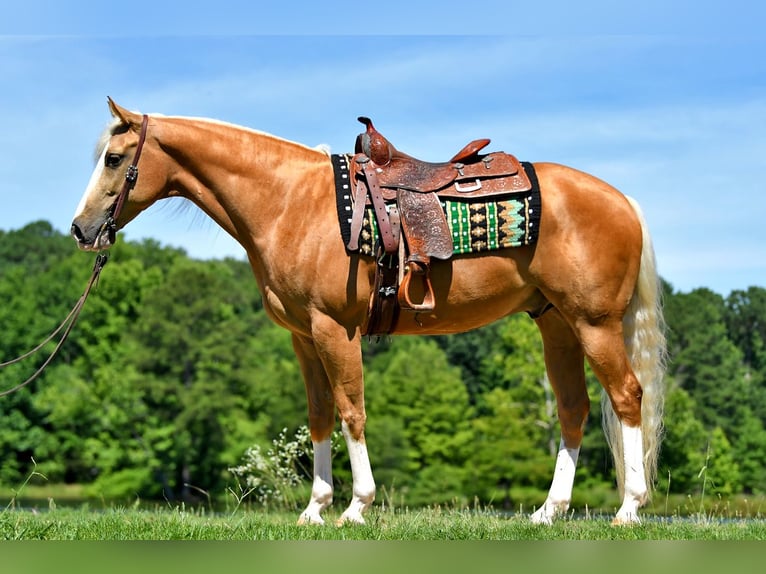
xmin=393 ymin=254 xmax=539 ymax=335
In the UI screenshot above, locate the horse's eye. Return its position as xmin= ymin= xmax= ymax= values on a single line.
xmin=105 ymin=153 xmax=123 ymax=168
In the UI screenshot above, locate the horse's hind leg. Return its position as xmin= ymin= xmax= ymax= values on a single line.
xmin=292 ymin=333 xmax=336 ymax=525
xmin=530 ymin=310 xmax=590 ymax=525
xmin=577 ymin=320 xmax=648 ymax=525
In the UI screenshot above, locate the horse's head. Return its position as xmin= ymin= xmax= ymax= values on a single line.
xmin=71 ymin=98 xmax=167 ymax=251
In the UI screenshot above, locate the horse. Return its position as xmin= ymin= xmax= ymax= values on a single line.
xmin=71 ymin=98 xmax=666 ymax=526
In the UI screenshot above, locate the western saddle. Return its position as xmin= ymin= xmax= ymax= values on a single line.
xmin=349 ymin=117 xmax=532 ymax=335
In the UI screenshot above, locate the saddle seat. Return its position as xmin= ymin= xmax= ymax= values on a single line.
xmin=348 ymin=117 xmax=532 ymax=333
xmin=355 ymin=116 xmax=492 ymax=193
xmin=354 ymin=116 xmax=529 ymax=199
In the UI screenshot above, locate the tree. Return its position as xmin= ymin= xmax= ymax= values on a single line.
xmin=364 ymin=337 xmax=474 ymax=506
xmin=664 ymin=288 xmax=748 ymax=434
xmin=0 ymin=243 xmax=94 ymax=484
xmin=730 ymin=409 xmax=766 ymax=494
xmin=662 ymin=286 xmax=766 ymax=496
xmin=431 ymin=321 xmax=503 ymax=405
xmin=0 ymin=220 xmax=79 ymax=275
xmin=124 ymin=257 xmax=271 ymax=499
xmin=726 ymin=287 xmax=766 ymax=372
xmin=479 ymin=315 xmax=557 ymax=454
xmin=657 ymin=382 xmax=708 ymax=494
xmin=466 ymin=387 xmax=553 ymax=507
xmin=24 ymin=240 xmax=178 ymax=486
xmin=466 ymin=314 xmax=592 ymax=505
xmin=725 ymin=287 xmax=766 ymax=424
xmin=702 ymin=427 xmax=742 ymax=498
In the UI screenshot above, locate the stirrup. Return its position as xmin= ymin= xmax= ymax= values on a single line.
xmin=398 ymin=260 xmax=435 ymax=312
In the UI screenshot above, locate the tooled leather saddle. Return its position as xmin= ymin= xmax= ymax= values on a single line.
xmin=347 ymin=117 xmax=532 ymax=335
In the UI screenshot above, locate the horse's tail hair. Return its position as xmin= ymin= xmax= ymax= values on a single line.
xmin=602 ymin=195 xmax=667 ymax=499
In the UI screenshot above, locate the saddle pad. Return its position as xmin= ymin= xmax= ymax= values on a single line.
xmin=332 ymin=154 xmax=541 ymax=257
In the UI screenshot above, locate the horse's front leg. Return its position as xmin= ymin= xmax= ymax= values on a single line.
xmin=292 ymin=325 xmax=376 ymax=525
xmin=312 ymin=317 xmax=375 ymax=525
xmin=292 ymin=333 xmax=336 ymax=525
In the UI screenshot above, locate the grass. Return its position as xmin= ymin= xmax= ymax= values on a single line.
xmin=2 ymin=503 xmax=766 ymax=540
xmin=2 ymin=460 xmax=765 ymax=541
xmin=3 ymin=497 xmax=765 ymax=574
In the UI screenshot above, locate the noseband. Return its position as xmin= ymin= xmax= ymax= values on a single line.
xmin=104 ymin=114 xmax=149 ymax=243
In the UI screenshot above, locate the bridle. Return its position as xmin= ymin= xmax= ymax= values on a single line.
xmin=0 ymin=114 xmax=149 ymax=396
xmin=102 ymin=113 xmax=149 ymax=244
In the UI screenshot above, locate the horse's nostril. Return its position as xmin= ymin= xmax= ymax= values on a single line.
xmin=71 ymin=223 xmax=84 ymax=243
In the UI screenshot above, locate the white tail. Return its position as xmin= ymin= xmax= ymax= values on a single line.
xmin=602 ymin=196 xmax=667 ymax=497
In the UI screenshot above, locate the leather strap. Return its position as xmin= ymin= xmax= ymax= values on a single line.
xmin=0 ymin=254 xmax=109 ymax=396
xmin=357 ymin=155 xmax=398 ymax=254
xmin=346 ymin=178 xmax=369 ymax=251
xmin=363 ymin=249 xmax=400 ymax=336
xmin=106 ymin=114 xmax=149 ymax=241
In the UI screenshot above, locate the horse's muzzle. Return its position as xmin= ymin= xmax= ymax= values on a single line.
xmin=70 ymin=220 xmax=112 ymax=252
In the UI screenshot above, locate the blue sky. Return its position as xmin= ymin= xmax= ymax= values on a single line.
xmin=1 ymin=1 xmax=764 ymax=295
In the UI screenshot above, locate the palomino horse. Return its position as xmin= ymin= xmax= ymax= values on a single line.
xmin=71 ymin=99 xmax=666 ymax=525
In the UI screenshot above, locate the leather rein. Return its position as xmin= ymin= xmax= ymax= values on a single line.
xmin=0 ymin=115 xmax=149 ymax=396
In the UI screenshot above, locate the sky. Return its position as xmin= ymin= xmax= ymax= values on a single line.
xmin=1 ymin=1 xmax=764 ymax=296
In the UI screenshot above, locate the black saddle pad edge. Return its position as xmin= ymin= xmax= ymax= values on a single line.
xmin=521 ymin=161 xmax=541 ymax=245
xmin=331 ymin=154 xmax=355 ymax=249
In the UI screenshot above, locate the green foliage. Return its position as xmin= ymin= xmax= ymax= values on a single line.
xmin=431 ymin=321 xmax=503 ymax=403
xmin=467 ymin=387 xmax=552 ymax=507
xmin=83 ymin=467 xmax=154 ymax=500
xmin=731 ymin=410 xmax=766 ymax=493
xmin=664 ymin=288 xmax=748 ymax=431
xmin=726 ymin=287 xmax=766 ymax=373
xmin=662 ymin=284 xmax=766 ymax=499
xmin=658 ymin=383 xmax=708 ymax=493
xmin=1 ymin=222 xmax=765 ymax=511
xmin=364 ymin=337 xmax=474 ymax=506
xmin=701 ymin=427 xmax=742 ymax=498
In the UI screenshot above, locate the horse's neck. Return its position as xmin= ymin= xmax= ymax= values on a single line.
xmin=161 ymin=117 xmax=331 ymax=245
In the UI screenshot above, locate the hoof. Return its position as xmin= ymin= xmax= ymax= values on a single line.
xmin=611 ymin=513 xmax=641 ymax=526
xmin=297 ymin=512 xmax=325 ymax=526
xmin=530 ymin=508 xmax=554 ymax=526
xmin=530 ymin=500 xmax=569 ymax=525
xmin=336 ymin=511 xmax=366 ymax=526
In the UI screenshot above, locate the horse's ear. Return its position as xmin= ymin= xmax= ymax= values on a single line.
xmin=107 ymin=97 xmax=139 ymax=127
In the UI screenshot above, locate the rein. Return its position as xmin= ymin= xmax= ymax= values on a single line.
xmin=0 ymin=115 xmax=149 ymax=397
xmin=0 ymin=254 xmax=108 ymax=396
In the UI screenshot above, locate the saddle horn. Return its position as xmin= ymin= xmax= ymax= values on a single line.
xmin=355 ymin=116 xmax=393 ymax=166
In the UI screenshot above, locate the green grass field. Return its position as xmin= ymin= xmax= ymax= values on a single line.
xmin=2 ymin=477 xmax=765 ymax=541
xmin=3 ymin=497 xmax=765 ymax=574
xmin=2 ymin=504 xmax=765 ymax=541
